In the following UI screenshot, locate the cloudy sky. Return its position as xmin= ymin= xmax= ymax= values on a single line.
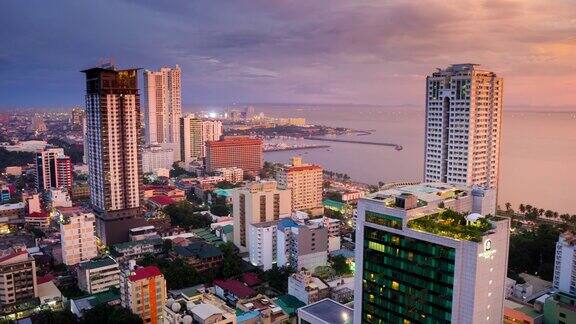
xmin=1 ymin=0 xmax=575 ymax=108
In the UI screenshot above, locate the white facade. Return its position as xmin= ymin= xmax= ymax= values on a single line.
xmin=424 ymin=64 xmax=503 ymax=189
xmin=248 ymin=221 xmax=277 ymax=271
xmin=60 ymin=212 xmax=98 ymax=266
xmin=48 ymin=188 xmax=72 ymax=208
xmin=142 ymin=145 xmax=174 ymax=173
xmin=180 ymin=116 xmax=223 ymax=164
xmin=277 ymin=219 xmax=328 ymax=272
xmin=353 ymin=182 xmax=508 ymax=324
xmin=553 ymin=232 xmax=576 ymax=295
xmin=143 ymin=65 xmax=182 ymax=161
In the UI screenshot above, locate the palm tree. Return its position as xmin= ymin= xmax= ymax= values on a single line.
xmin=505 ymin=202 xmax=512 ymax=212
xmin=519 ymin=204 xmax=526 ymax=214
xmin=538 ymin=208 xmax=544 ymax=217
xmin=525 ymin=205 xmax=533 ymax=214
xmin=545 ymin=210 xmax=554 ymax=218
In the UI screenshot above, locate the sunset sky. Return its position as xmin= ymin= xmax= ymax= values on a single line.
xmin=2 ymin=0 xmax=575 ymax=108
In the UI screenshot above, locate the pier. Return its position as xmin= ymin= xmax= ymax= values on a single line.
xmin=304 ymin=137 xmax=403 ymax=150
xmin=264 ymin=145 xmax=330 ymax=152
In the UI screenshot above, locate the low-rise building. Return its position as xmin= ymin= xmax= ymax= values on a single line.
xmin=120 ymin=264 xmax=167 ymax=324
xmin=543 ymin=292 xmax=576 ymax=324
xmin=24 ymin=211 xmax=50 ymax=228
xmin=288 ymin=270 xmax=330 ymax=305
xmin=77 ymin=256 xmax=120 ymax=294
xmin=143 ymin=185 xmax=186 ymax=202
xmin=0 ymin=202 xmax=26 ymax=226
xmin=236 ymin=294 xmax=290 ymax=324
xmin=172 ymin=241 xmax=224 ymax=273
xmin=503 ymin=299 xmax=543 ymax=324
xmin=70 ymin=289 xmax=121 ymax=318
xmin=297 ymin=298 xmax=353 ymax=324
xmin=214 ymin=167 xmax=244 ymax=184
xmin=214 ymin=279 xmax=256 ymax=306
xmin=163 ymin=290 xmax=236 ymax=324
xmin=111 ymin=237 xmax=163 ymax=264
xmin=47 ymin=188 xmax=72 ymax=208
xmin=129 ymin=225 xmax=158 ymax=241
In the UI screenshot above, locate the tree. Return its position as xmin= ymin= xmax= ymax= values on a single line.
xmin=165 ymin=201 xmax=212 ymax=229
xmin=220 ymin=242 xmax=242 ymax=278
xmin=331 ymin=255 xmax=352 ymax=276
xmin=215 ymin=181 xmax=240 ymax=189
xmin=262 ymin=265 xmax=294 ymax=294
xmin=210 ymin=195 xmax=231 ymax=217
xmin=82 ymin=303 xmax=142 ymax=324
xmin=0 ymin=147 xmax=34 ymax=169
xmin=508 ymin=223 xmax=559 ymax=281
xmin=504 ymin=202 xmax=512 ymax=212
xmin=31 ymin=309 xmax=78 ymax=324
xmin=170 ymin=162 xmax=196 ymax=178
xmin=519 ymin=204 xmax=526 ymax=214
xmin=140 ymin=255 xmax=200 ymax=289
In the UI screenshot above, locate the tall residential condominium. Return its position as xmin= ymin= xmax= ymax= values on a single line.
xmin=0 ymin=248 xmax=37 ymax=307
xmin=424 ymin=64 xmax=503 ymax=189
xmin=205 ymin=136 xmax=263 ymax=173
xmin=120 ymin=264 xmax=167 ymax=324
xmin=276 ymin=156 xmax=324 ymax=216
xmin=552 ymin=232 xmax=576 ymax=295
xmin=35 ymin=147 xmax=72 ymax=191
xmin=180 ymin=116 xmax=223 ymax=164
xmin=353 ymin=182 xmax=508 ymax=323
xmin=58 ymin=210 xmax=98 ymax=266
xmin=143 ymin=65 xmax=182 ymax=160
xmin=232 ymin=181 xmax=291 ymax=252
xmin=82 ymin=66 xmax=145 ymax=245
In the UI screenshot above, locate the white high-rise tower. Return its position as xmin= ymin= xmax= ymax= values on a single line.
xmin=143 ymin=65 xmax=182 ymax=160
xmin=424 ymin=64 xmax=503 ymax=189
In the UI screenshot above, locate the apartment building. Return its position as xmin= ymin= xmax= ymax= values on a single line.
xmin=142 ymin=145 xmax=174 ymax=173
xmin=232 ymin=181 xmax=291 ymax=253
xmin=0 ymin=249 xmax=37 ymax=307
xmin=82 ymin=66 xmax=145 ymax=245
xmin=215 ymin=167 xmax=244 ymax=184
xmin=552 ymin=232 xmax=576 ymax=295
xmin=35 ymin=147 xmax=72 ymax=191
xmin=180 ymin=116 xmax=223 ymax=163
xmin=276 ymin=157 xmax=323 ymax=216
xmin=424 ymin=64 xmax=503 ymax=189
xmin=59 ymin=211 xmax=98 ymax=266
xmin=120 ymin=264 xmax=167 ymax=324
xmin=248 ymin=220 xmax=278 ymax=271
xmin=277 ymin=218 xmax=328 ymax=272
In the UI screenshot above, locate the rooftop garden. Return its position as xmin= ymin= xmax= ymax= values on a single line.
xmin=407 ymin=209 xmax=494 ymax=242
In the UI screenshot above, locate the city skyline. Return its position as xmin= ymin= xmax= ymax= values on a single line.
xmin=1 ymin=1 xmax=576 ymax=108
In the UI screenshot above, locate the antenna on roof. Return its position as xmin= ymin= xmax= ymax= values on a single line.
xmin=97 ymin=57 xmax=116 ymax=70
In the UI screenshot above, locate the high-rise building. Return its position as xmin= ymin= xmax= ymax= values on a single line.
xmin=552 ymin=232 xmax=576 ymax=295
xmin=0 ymin=248 xmax=37 ymax=307
xmin=143 ymin=65 xmax=182 ymax=160
xmin=35 ymin=147 xmax=73 ymax=191
xmin=82 ymin=66 xmax=145 ymax=245
xmin=277 ymin=156 xmax=324 ymax=216
xmin=232 ymin=181 xmax=291 ymax=253
xmin=120 ymin=264 xmax=167 ymax=324
xmin=424 ymin=64 xmax=503 ymax=189
xmin=353 ymin=182 xmax=508 ymax=323
xmin=59 ymin=210 xmax=98 ymax=266
xmin=179 ymin=116 xmax=223 ymax=164
xmin=248 ymin=220 xmax=278 ymax=271
xmin=205 ymin=136 xmax=263 ymax=173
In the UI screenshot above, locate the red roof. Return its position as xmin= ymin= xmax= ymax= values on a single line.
xmin=241 ymin=272 xmax=262 ymax=287
xmin=37 ymin=274 xmax=55 ymax=285
xmin=0 ymin=251 xmax=28 ymax=264
xmin=128 ymin=266 xmax=163 ymax=282
xmin=148 ymin=195 xmax=176 ymax=206
xmin=27 ymin=211 xmax=48 ymax=218
xmin=214 ymin=279 xmax=255 ymax=298
xmin=286 ymin=165 xmax=322 ymax=172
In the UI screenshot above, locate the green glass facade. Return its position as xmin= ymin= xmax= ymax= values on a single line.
xmin=362 ymin=226 xmax=455 ymax=324
xmin=365 ymin=211 xmax=403 ymax=229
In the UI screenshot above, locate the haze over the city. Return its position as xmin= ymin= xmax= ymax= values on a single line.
xmin=1 ymin=0 xmax=575 ymax=108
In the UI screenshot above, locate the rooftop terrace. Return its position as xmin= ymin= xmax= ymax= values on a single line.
xmin=407 ymin=209 xmax=494 ymax=242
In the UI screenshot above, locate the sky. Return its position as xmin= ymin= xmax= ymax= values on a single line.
xmin=1 ymin=0 xmax=575 ymax=108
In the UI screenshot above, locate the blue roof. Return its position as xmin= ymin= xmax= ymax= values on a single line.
xmin=214 ymin=188 xmax=233 ymax=197
xmin=277 ymin=218 xmax=300 ymax=231
xmin=237 ymin=310 xmax=260 ymax=322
